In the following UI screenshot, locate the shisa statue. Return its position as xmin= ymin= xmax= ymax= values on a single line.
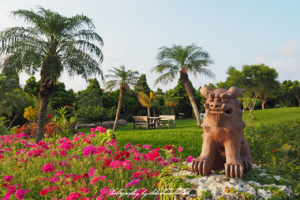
xmin=191 ymin=86 xmax=252 ymax=178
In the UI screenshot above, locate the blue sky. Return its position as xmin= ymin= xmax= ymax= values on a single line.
xmin=1 ymin=0 xmax=299 ymax=92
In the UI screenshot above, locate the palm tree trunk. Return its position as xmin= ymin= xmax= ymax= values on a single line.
xmin=180 ymin=72 xmax=201 ymax=126
xmin=113 ymin=87 xmax=125 ymax=132
xmin=36 ymin=96 xmax=50 ymax=142
xmin=153 ymin=107 xmax=155 ymax=117
xmin=147 ymin=107 xmax=150 ymax=117
xmin=171 ymin=106 xmax=173 ymax=115
xmin=36 ymin=68 xmax=55 ymax=142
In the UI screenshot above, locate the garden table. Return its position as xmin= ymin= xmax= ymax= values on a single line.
xmin=148 ymin=117 xmax=162 ymax=129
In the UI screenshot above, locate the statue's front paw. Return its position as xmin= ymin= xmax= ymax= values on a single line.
xmin=224 ymin=163 xmax=244 ymax=178
xmin=191 ymin=159 xmax=210 ymax=176
xmin=241 ymin=156 xmax=252 ymax=173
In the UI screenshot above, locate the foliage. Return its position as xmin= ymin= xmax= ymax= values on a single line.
xmin=137 ymin=91 xmax=162 ymax=117
xmin=0 ymin=116 xmax=9 ymax=135
xmin=164 ymin=95 xmax=179 ymax=115
xmin=86 ymin=78 xmax=103 ymax=96
xmin=244 ymin=119 xmax=300 ymax=187
xmin=49 ymin=83 xmax=77 ymax=110
xmin=77 ymin=89 xmax=102 ymax=109
xmin=166 ymin=79 xmax=202 ymax=117
xmin=23 ymin=106 xmax=38 ymax=122
xmin=76 ymin=106 xmax=109 ymax=123
xmin=151 ymin=43 xmax=215 ymax=86
xmin=0 ymin=7 xmax=104 ymax=142
xmin=23 ymin=76 xmax=40 ymax=97
xmin=157 ymin=167 xmax=193 ymax=200
xmin=152 ymin=43 xmax=215 ymax=126
xmin=134 ymin=74 xmax=151 ymax=95
xmin=51 ymin=107 xmax=77 ymax=138
xmin=104 ymin=65 xmax=140 ymax=131
xmin=241 ymin=97 xmax=261 ymax=110
xmin=222 ymin=64 xmax=280 ymax=118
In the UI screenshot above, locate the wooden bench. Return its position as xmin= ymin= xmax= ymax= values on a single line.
xmin=159 ymin=115 xmax=176 ymax=128
xmin=132 ymin=116 xmax=155 ymax=129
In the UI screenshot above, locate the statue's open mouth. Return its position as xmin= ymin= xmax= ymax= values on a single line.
xmin=208 ymin=109 xmax=232 ymax=115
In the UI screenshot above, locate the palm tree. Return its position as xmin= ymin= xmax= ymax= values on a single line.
xmin=164 ymin=96 xmax=179 ymax=115
xmin=0 ymin=7 xmax=104 ymax=142
xmin=104 ymin=65 xmax=139 ymax=132
xmin=77 ymin=89 xmax=102 ymax=109
xmin=137 ymin=91 xmax=162 ymax=117
xmin=151 ymin=44 xmax=215 ymax=126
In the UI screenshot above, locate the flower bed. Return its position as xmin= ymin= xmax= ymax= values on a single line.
xmin=0 ymin=127 xmax=189 ymax=200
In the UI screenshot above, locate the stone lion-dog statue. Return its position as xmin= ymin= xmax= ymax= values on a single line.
xmin=191 ymin=86 xmax=252 ymax=178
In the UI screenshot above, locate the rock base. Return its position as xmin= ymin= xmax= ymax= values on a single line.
xmin=167 ymin=163 xmax=293 ymax=200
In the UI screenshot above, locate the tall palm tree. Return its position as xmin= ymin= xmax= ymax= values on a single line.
xmin=104 ymin=65 xmax=139 ymax=132
xmin=0 ymin=7 xmax=104 ymax=142
xmin=164 ymin=96 xmax=179 ymax=115
xmin=137 ymin=91 xmax=162 ymax=117
xmin=151 ymin=44 xmax=215 ymax=126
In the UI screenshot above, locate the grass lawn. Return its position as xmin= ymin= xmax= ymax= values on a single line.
xmin=78 ymin=118 xmax=204 ymax=159
xmin=242 ymin=107 xmax=300 ymax=127
xmin=77 ymin=107 xmax=300 ymax=160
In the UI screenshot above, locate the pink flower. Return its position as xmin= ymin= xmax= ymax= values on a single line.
xmin=15 ymin=188 xmax=31 ymax=200
xmin=83 ymin=146 xmax=97 ymax=157
xmin=3 ymin=175 xmax=13 ymax=182
xmin=99 ymin=175 xmax=106 ymax=181
xmin=59 ymin=150 xmax=66 ymax=157
xmin=124 ymin=143 xmax=132 ymax=149
xmin=100 ymin=187 xmax=109 ymax=196
xmin=96 ymin=126 xmax=106 ymax=133
xmin=80 ymin=188 xmax=90 ymax=194
xmin=178 ymin=147 xmax=183 ymax=152
xmin=58 ymin=161 xmax=67 ymax=167
xmin=132 ymin=171 xmax=142 ymax=178
xmin=50 ymin=177 xmax=59 ymax=183
xmin=90 ymin=128 xmax=96 ymax=132
xmin=89 ymin=169 xmax=96 ymax=177
xmin=55 ymin=171 xmax=64 ymax=176
xmin=41 ymin=163 xmax=55 ymax=173
xmin=61 ymin=142 xmax=73 ymax=150
xmin=125 ymin=179 xmax=140 ymax=188
xmin=65 ymin=192 xmax=81 ymax=200
xmin=142 ymin=144 xmax=151 ymax=149
xmin=96 ymin=197 xmax=107 ymax=200
xmin=171 ymin=157 xmax=180 ymax=163
xmin=186 ymin=156 xmax=195 ymax=163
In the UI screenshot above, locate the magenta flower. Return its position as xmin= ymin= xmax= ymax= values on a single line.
xmin=90 ymin=128 xmax=96 ymax=132
xmin=41 ymin=163 xmax=55 ymax=173
xmin=100 ymin=187 xmax=109 ymax=196
xmin=50 ymin=177 xmax=59 ymax=183
xmin=3 ymin=175 xmax=13 ymax=182
xmin=178 ymin=147 xmax=183 ymax=152
xmin=96 ymin=126 xmax=106 ymax=133
xmin=89 ymin=169 xmax=96 ymax=177
xmin=59 ymin=150 xmax=66 ymax=157
xmin=125 ymin=143 xmax=132 ymax=149
xmin=186 ymin=155 xmax=195 ymax=163
xmin=15 ymin=188 xmax=31 ymax=200
xmin=83 ymin=146 xmax=97 ymax=157
xmin=142 ymin=144 xmax=151 ymax=149
xmin=80 ymin=187 xmax=90 ymax=194
xmin=99 ymin=175 xmax=106 ymax=181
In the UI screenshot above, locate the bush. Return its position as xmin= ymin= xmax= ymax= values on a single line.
xmin=244 ymin=119 xmax=300 ymax=183
xmin=76 ymin=106 xmax=109 ymax=123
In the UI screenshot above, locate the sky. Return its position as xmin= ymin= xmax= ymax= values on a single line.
xmin=0 ymin=0 xmax=300 ymax=92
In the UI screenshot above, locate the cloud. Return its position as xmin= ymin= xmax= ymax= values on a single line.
xmin=280 ymin=40 xmax=299 ymax=55
xmin=253 ymin=40 xmax=300 ymax=81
